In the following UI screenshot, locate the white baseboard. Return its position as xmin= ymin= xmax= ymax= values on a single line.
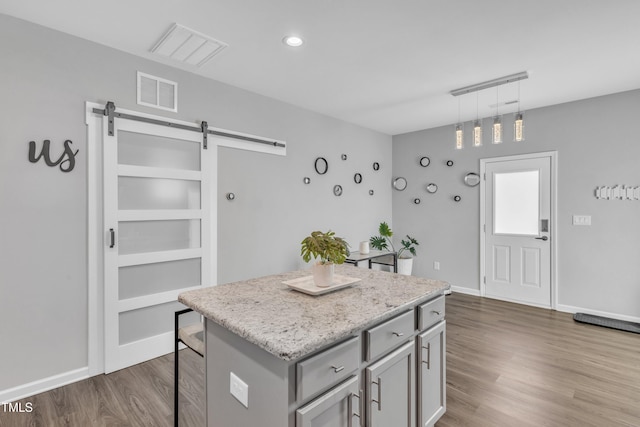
xmin=556 ymin=304 xmax=640 ymax=324
xmin=450 ymin=286 xmax=481 ymax=296
xmin=0 ymin=367 xmax=89 ymax=403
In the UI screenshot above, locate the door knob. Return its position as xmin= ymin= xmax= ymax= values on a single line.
xmin=535 ymin=236 xmax=548 ymax=241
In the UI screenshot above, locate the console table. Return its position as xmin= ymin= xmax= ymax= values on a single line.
xmin=345 ymin=249 xmax=398 ymax=273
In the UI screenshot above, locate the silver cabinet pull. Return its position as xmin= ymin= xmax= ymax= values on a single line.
xmin=372 ymin=378 xmax=382 ymax=410
xmin=350 ymin=390 xmax=363 ymax=427
xmin=421 ymin=343 xmax=431 ymax=369
xmin=392 ymin=331 xmax=404 ymax=337
xmin=431 ymin=310 xmax=441 ymax=316
xmin=331 ymin=365 xmax=345 ymax=373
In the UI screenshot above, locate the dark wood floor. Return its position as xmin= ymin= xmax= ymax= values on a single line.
xmin=2 ymin=293 xmax=638 ymax=426
xmin=437 ymin=293 xmax=640 ymax=427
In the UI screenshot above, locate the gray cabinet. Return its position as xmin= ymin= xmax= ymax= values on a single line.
xmin=296 ymin=376 xmax=361 ymax=427
xmin=417 ymin=321 xmax=446 ymax=427
xmin=365 ymin=341 xmax=415 ymax=427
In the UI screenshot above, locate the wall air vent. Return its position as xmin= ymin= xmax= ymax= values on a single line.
xmin=137 ymin=71 xmax=178 ymax=112
xmin=151 ymin=23 xmax=228 ymax=67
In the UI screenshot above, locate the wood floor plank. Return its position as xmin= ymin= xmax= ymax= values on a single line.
xmin=1 ymin=293 xmax=638 ymax=426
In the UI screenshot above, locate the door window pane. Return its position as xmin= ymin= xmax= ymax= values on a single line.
xmin=118 ymin=258 xmax=201 ymax=300
xmin=494 ymin=170 xmax=539 ymax=235
xmin=118 ymin=131 xmax=200 ymax=170
xmin=119 ymin=301 xmax=199 ymax=345
xmin=118 ymin=219 xmax=201 ymax=255
xmin=118 ymin=177 xmax=200 ymax=210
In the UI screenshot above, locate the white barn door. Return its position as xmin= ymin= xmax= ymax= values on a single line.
xmin=103 ymin=116 xmax=212 ymax=373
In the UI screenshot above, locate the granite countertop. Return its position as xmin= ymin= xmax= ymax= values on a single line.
xmin=178 ymin=264 xmax=450 ymax=361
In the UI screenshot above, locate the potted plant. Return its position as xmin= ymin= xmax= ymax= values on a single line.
xmin=370 ymin=222 xmax=419 ymax=275
xmin=301 ymin=230 xmax=349 ymax=287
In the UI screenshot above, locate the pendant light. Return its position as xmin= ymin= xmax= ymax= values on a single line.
xmin=450 ymin=72 xmax=528 ymax=149
xmin=473 ymin=91 xmax=482 ymax=147
xmin=514 ymin=81 xmax=525 ymax=142
xmin=455 ymin=97 xmax=464 ymax=149
xmin=492 ymin=86 xmax=503 ymax=144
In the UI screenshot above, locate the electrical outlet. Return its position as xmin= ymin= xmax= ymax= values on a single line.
xmin=230 ymin=372 xmax=248 ymax=408
xmin=572 ymin=215 xmax=591 ymax=226
xmin=434 ymin=261 xmax=440 ymax=270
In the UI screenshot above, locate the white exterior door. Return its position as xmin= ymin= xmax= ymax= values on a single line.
xmin=103 ymin=116 xmax=212 ymax=373
xmin=482 ymin=154 xmax=553 ymax=307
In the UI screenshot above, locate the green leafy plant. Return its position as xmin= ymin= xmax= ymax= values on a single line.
xmin=301 ymin=230 xmax=349 ymax=264
xmin=370 ymin=221 xmax=395 ymax=252
xmin=370 ymin=222 xmax=419 ymax=259
xmin=398 ymin=236 xmax=419 ymax=259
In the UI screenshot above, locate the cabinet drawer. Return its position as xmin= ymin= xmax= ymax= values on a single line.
xmin=417 ymin=296 xmax=445 ymax=331
xmin=365 ymin=310 xmax=414 ymax=361
xmin=296 ymin=336 xmax=360 ymax=402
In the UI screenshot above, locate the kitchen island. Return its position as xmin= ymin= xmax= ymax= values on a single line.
xmin=179 ymin=264 xmax=449 ymax=427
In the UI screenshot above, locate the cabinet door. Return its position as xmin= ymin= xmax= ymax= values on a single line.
xmin=417 ymin=321 xmax=446 ymax=427
xmin=366 ymin=341 xmax=415 ymax=427
xmin=296 ymin=375 xmax=362 ymax=427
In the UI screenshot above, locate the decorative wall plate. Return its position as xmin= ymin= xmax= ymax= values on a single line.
xmin=393 ymin=177 xmax=408 ymax=191
xmin=354 ymin=173 xmax=362 ymax=184
xmin=454 ymin=195 xmax=462 ymax=202
xmin=464 ymin=172 xmax=480 ymax=187
xmin=333 ymin=185 xmax=343 ymax=196
xmin=426 ymin=183 xmax=438 ymax=193
xmin=373 ymin=162 xmax=380 ymax=171
xmin=446 ymin=160 xmax=454 ymax=167
xmin=419 ymin=156 xmax=430 ymax=167
xmin=315 ymin=157 xmax=328 ymax=175
xmin=303 ymin=177 xmax=311 ymax=184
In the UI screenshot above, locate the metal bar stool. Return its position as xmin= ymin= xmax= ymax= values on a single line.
xmin=174 ymin=308 xmax=204 ymax=427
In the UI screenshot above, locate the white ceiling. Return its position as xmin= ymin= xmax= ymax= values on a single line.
xmin=2 ymin=0 xmax=640 ymax=135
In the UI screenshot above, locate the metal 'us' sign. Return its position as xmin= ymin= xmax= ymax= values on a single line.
xmin=28 ymin=139 xmax=78 ymax=173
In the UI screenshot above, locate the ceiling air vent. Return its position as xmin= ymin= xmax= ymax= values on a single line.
xmin=151 ymin=23 xmax=228 ymax=67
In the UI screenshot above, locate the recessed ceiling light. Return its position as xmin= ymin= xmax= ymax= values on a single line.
xmin=283 ymin=35 xmax=304 ymax=47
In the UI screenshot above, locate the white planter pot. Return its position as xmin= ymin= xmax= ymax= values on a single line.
xmin=397 ymin=257 xmax=413 ymax=276
xmin=312 ymin=263 xmax=335 ymax=287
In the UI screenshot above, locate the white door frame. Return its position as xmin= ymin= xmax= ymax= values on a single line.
xmin=479 ymin=151 xmax=558 ymax=309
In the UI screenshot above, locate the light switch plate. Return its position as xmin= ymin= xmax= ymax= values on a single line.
xmin=572 ymin=215 xmax=591 ymax=226
xmin=230 ymin=372 xmax=249 ymax=408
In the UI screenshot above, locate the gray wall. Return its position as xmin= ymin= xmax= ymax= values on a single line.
xmin=392 ymin=89 xmax=640 ymax=318
xmin=0 ymin=14 xmax=391 ymax=392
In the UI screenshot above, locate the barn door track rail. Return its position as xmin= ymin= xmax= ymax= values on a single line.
xmin=92 ymin=101 xmax=286 ymax=150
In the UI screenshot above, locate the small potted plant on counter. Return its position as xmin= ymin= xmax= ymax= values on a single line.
xmin=370 ymin=222 xmax=419 ymax=275
xmin=301 ymin=230 xmax=349 ymax=287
